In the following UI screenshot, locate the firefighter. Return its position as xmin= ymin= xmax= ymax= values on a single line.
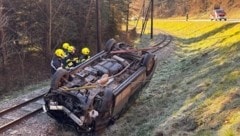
xmin=50 ymin=49 xmax=67 ymax=75
xmin=65 ymin=45 xmax=79 ymax=69
xmin=62 ymin=42 xmax=70 ymax=55
xmin=80 ymin=47 xmax=91 ymax=63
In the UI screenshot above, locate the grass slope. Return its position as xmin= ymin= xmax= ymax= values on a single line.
xmin=105 ymin=21 xmax=240 ymax=136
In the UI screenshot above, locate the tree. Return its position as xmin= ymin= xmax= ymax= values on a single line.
xmin=0 ymin=0 xmax=131 ymax=93
xmin=0 ymin=0 xmax=11 ymax=67
xmin=0 ymin=1 xmax=8 ymax=67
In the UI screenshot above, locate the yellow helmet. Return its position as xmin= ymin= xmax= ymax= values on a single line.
xmin=55 ymin=49 xmax=66 ymax=59
xmin=62 ymin=42 xmax=70 ymax=50
xmin=81 ymin=47 xmax=90 ymax=55
xmin=67 ymin=46 xmax=76 ymax=53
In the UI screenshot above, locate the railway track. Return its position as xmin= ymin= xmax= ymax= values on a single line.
xmin=150 ymin=33 xmax=172 ymax=53
xmin=0 ymin=93 xmax=46 ymax=133
xmin=0 ymin=33 xmax=173 ymax=134
xmin=110 ymin=33 xmax=172 ymax=54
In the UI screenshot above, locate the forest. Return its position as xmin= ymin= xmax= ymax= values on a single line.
xmin=1 ymin=0 xmax=240 ymax=135
xmin=1 ymin=0 xmax=240 ymax=96
xmin=0 ymin=0 xmax=133 ymax=95
xmin=131 ymin=0 xmax=240 ymax=18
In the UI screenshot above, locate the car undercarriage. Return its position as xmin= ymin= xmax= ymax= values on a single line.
xmin=43 ymin=38 xmax=157 ymax=134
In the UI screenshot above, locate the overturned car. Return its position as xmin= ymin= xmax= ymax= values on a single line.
xmin=43 ymin=38 xmax=157 ymax=133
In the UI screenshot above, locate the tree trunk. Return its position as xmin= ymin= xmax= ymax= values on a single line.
xmin=0 ymin=0 xmax=9 ymax=91
xmin=48 ymin=0 xmax=52 ymax=55
xmin=0 ymin=0 xmax=8 ymax=67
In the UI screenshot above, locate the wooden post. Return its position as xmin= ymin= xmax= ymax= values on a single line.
xmin=96 ymin=0 xmax=101 ymax=53
xmin=48 ymin=0 xmax=52 ymax=55
xmin=150 ymin=0 xmax=153 ymax=39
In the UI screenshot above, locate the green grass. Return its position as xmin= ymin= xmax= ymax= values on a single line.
xmin=106 ymin=20 xmax=240 ymax=136
xmin=0 ymin=80 xmax=50 ymax=103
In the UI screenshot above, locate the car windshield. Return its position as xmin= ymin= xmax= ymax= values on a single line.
xmin=216 ymin=9 xmax=225 ymax=13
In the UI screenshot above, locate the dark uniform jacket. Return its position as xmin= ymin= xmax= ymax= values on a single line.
xmin=50 ymin=56 xmax=64 ymax=75
xmin=79 ymin=54 xmax=90 ymax=63
xmin=65 ymin=53 xmax=79 ymax=69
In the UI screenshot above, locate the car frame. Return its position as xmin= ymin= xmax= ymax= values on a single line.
xmin=43 ymin=38 xmax=157 ymax=134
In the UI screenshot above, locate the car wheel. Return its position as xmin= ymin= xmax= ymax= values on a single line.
xmin=51 ymin=69 xmax=69 ymax=89
xmin=141 ymin=53 xmax=155 ymax=75
xmin=94 ymin=89 xmax=114 ymax=130
xmin=99 ymin=89 xmax=114 ymax=115
xmin=105 ymin=38 xmax=117 ymax=53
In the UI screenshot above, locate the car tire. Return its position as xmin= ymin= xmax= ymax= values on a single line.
xmin=99 ymin=89 xmax=114 ymax=114
xmin=105 ymin=38 xmax=117 ymax=53
xmin=141 ymin=53 xmax=155 ymax=75
xmin=51 ymin=69 xmax=69 ymax=90
xmin=94 ymin=89 xmax=114 ymax=129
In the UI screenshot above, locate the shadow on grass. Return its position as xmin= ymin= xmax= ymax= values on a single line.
xmin=137 ymin=33 xmax=165 ymax=45
xmin=151 ymin=36 xmax=240 ymax=135
xmin=176 ymin=23 xmax=238 ymax=45
xmin=119 ymin=31 xmax=240 ymax=135
xmin=215 ymin=30 xmax=240 ymax=46
xmin=177 ymin=39 xmax=240 ymax=133
xmin=182 ymin=39 xmax=240 ymax=85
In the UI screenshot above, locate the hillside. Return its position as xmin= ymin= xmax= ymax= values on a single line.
xmin=1 ymin=0 xmax=240 ymax=135
xmin=103 ymin=21 xmax=240 ymax=135
xmin=2 ymin=20 xmax=239 ymax=136
xmin=130 ymin=0 xmax=240 ymax=18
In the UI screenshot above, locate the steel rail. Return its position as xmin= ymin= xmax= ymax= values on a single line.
xmin=0 ymin=93 xmax=45 ymax=132
xmin=151 ymin=34 xmax=172 ymax=53
xmin=0 ymin=94 xmax=44 ymax=116
xmin=109 ymin=34 xmax=172 ymax=55
xmin=0 ymin=107 xmax=42 ymax=132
